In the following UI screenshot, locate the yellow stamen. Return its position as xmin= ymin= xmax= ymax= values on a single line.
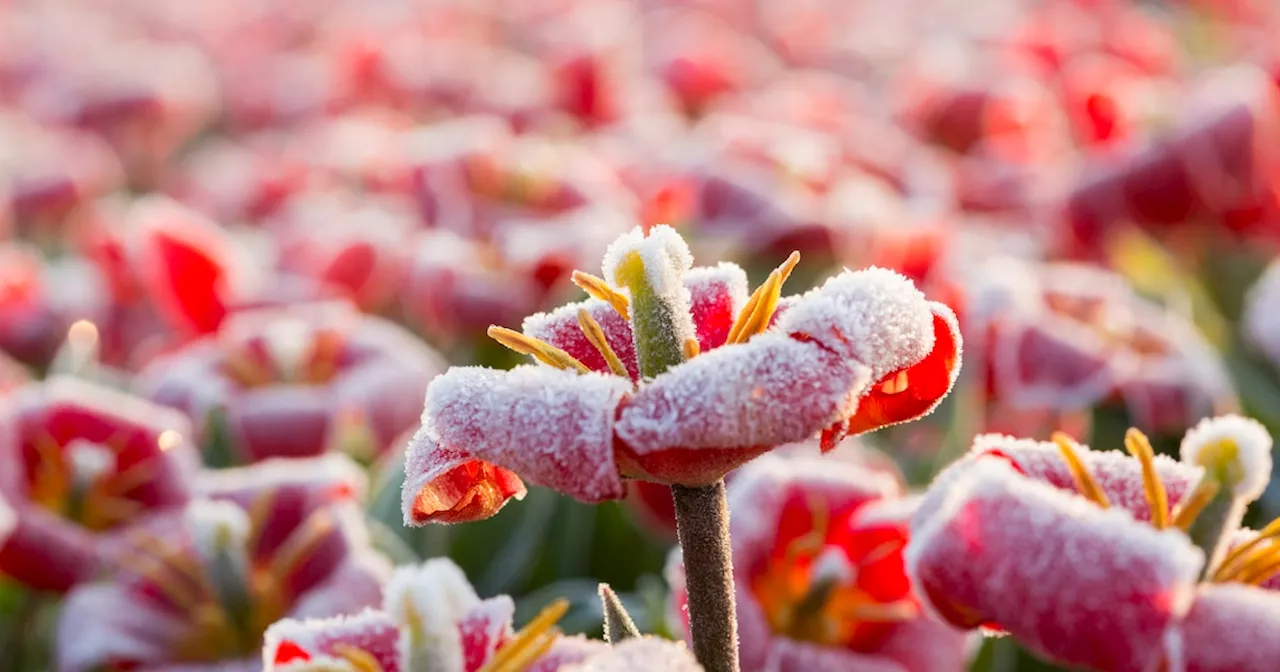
xmin=842 ymin=599 xmax=919 ymax=623
xmin=1231 ymin=544 xmax=1280 ymax=586
xmin=571 ymin=271 xmax=630 ymax=321
xmin=682 ymin=338 xmax=700 ymax=359
xmin=879 ymin=371 xmax=909 ymax=395
xmin=118 ymin=538 xmax=203 ymax=610
xmin=477 ymin=599 xmax=570 ymax=672
xmin=29 ymin=432 xmax=69 ymax=512
xmin=332 ymin=644 xmax=387 ymax=672
xmin=576 ymin=309 xmax=628 ymax=378
xmin=128 ymin=530 xmax=211 ymax=591
xmin=1051 ymin=433 xmax=1110 ymax=508
xmin=104 ymin=460 xmax=157 ymax=498
xmin=1124 ymin=428 xmax=1169 ymax=529
xmin=1171 ymin=478 xmax=1222 ymax=532
xmin=487 ymin=326 xmax=591 ymax=374
xmin=1214 ymin=517 xmax=1280 ymax=581
xmin=82 ymin=494 xmax=143 ymax=530
xmin=269 ymin=511 xmax=336 ymax=580
xmin=728 ymin=252 xmax=800 ymax=344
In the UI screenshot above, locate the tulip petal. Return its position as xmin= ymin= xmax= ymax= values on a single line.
xmin=527 ymin=635 xmax=609 ymax=672
xmin=424 ymin=366 xmax=632 ymax=503
xmin=402 ymin=435 xmax=528 ymax=525
xmin=459 ymin=596 xmax=516 ymax=671
xmin=523 ymin=299 xmax=640 ymax=380
xmin=615 ymin=333 xmax=869 ymax=484
xmin=56 ymin=583 xmax=189 ymax=672
xmin=908 ymin=460 xmax=1203 ymax=672
xmin=131 ymin=198 xmax=234 ymax=335
xmin=264 ymin=609 xmax=403 ymax=672
xmin=685 ymin=262 xmax=750 ymax=351
xmin=560 ymin=637 xmax=703 ymax=672
xmin=1171 ymin=582 xmax=1280 ymax=672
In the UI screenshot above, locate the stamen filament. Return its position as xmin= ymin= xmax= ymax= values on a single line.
xmin=683 ymin=338 xmax=700 ymax=359
xmin=571 ymin=271 xmax=630 ymax=321
xmin=269 ymin=511 xmax=336 ymax=580
xmin=843 ymin=599 xmax=919 ymax=623
xmin=1124 ymin=428 xmax=1169 ymax=529
xmin=1231 ymin=545 xmax=1280 ymax=586
xmin=1171 ymin=478 xmax=1222 ymax=532
xmin=333 ymin=644 xmax=387 ymax=672
xmin=1051 ymin=433 xmax=1111 ymax=508
xmin=728 ymin=252 xmax=800 ymax=344
xmin=477 ymin=599 xmax=570 ymax=672
xmin=576 ymin=309 xmax=628 ymax=377
xmin=487 ymin=326 xmax=591 ymax=373
xmin=1214 ymin=517 xmax=1280 ymax=581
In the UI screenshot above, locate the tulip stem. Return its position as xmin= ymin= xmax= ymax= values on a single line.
xmin=671 ymin=481 xmax=740 ymax=672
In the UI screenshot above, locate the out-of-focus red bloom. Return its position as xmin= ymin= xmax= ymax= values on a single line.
xmin=909 ymin=416 xmax=1280 ymax=671
xmin=667 ymin=454 xmax=968 ymax=671
xmin=264 ymin=556 xmax=702 ymax=671
xmin=0 ymin=243 xmax=70 ymax=369
xmin=642 ymin=8 xmax=778 ymax=116
xmin=0 ymin=377 xmax=200 ymax=592
xmin=138 ymin=301 xmax=445 ymax=464
xmin=964 ymin=259 xmax=1235 ymax=435
xmin=403 ymin=226 xmax=960 ymax=524
xmin=56 ymin=453 xmax=390 ymax=672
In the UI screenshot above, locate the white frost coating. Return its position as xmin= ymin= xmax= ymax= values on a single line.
xmin=0 ymin=493 xmax=14 ymax=547
xmin=601 ymin=225 xmax=694 ymax=295
xmin=1180 ymin=415 xmax=1273 ymax=501
xmin=423 ymin=365 xmax=632 ymax=502
xmin=261 ymin=315 xmax=314 ymax=383
xmin=616 ymin=333 xmax=870 ymax=455
xmin=684 ymin=262 xmax=750 ymax=313
xmin=777 ymin=267 xmax=935 ymax=381
xmin=264 ymin=609 xmax=399 ymax=671
xmin=185 ymin=499 xmax=250 ymax=566
xmin=384 ymin=558 xmax=480 ymax=672
xmin=1243 ymin=261 xmax=1280 ymax=367
xmin=66 ymin=439 xmax=116 ymax=485
xmin=561 ymin=637 xmax=703 ymax=672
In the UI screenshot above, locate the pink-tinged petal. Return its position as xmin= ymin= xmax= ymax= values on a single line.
xmin=615 ymin=333 xmax=869 ymax=485
xmin=1171 ymin=582 xmax=1280 ymax=672
xmin=264 ymin=609 xmax=403 ymax=672
xmin=227 ymin=387 xmax=334 ymax=462
xmin=526 ymin=635 xmax=609 ymax=672
xmin=331 ymin=361 xmax=434 ymax=455
xmin=841 ymin=304 xmax=962 ymax=437
xmin=425 ymin=366 xmax=631 ymax=503
xmin=777 ymin=268 xmax=938 ymax=382
xmin=944 ymin=434 xmax=1204 ymax=522
xmin=872 ymin=614 xmax=972 ymax=672
xmin=0 ymin=506 xmax=98 ymax=592
xmin=749 ymin=635 xmax=906 ymax=672
xmin=287 ymin=551 xmax=393 ymax=621
xmin=402 ymin=434 xmax=528 ymax=525
xmin=907 ymin=460 xmax=1202 ymax=672
xmin=200 ymin=453 xmax=367 ymax=506
xmin=561 ymin=637 xmax=703 ymax=672
xmin=56 ymin=582 xmax=189 ymax=672
xmin=685 ymin=263 xmax=749 ymax=352
xmin=130 ymin=197 xmax=235 ymax=335
xmin=523 ymin=299 xmax=641 ymax=380
xmin=459 ymin=596 xmax=515 ymax=672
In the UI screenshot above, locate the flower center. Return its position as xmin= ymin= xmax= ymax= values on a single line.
xmin=1043 ymin=292 xmax=1169 ymax=357
xmin=25 ymin=432 xmax=149 ymax=531
xmin=750 ymin=499 xmax=915 ymax=651
xmin=222 ymin=320 xmax=346 ymax=388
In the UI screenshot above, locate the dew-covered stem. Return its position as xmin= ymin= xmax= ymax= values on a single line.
xmin=672 ymin=481 xmax=740 ymax=672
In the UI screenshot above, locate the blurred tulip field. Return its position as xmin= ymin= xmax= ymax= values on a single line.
xmin=5 ymin=0 xmax=1280 ymax=670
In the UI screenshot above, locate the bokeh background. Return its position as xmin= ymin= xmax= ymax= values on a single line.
xmin=2 ymin=0 xmax=1280 ymax=669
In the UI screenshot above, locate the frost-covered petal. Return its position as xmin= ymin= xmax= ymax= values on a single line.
xmin=402 ymin=434 xmax=528 ymax=525
xmin=615 ymin=333 xmax=869 ymax=484
xmin=907 ymin=460 xmax=1203 ymax=672
xmin=527 ymin=636 xmax=609 ymax=672
xmin=264 ymin=610 xmax=403 ymax=672
xmin=523 ymin=299 xmax=640 ymax=380
xmin=1170 ymin=582 xmax=1280 ymax=672
xmin=199 ymin=453 xmax=367 ymax=505
xmin=382 ymin=558 xmax=480 ymax=670
xmin=425 ymin=366 xmax=632 ymax=503
xmin=1180 ymin=415 xmax=1272 ymax=502
xmin=841 ymin=303 xmax=961 ymax=437
xmin=777 ymin=267 xmax=937 ymax=382
xmin=459 ymin=596 xmax=516 ymax=671
xmin=685 ymin=263 xmax=750 ymax=352
xmin=560 ymin=637 xmax=703 ymax=672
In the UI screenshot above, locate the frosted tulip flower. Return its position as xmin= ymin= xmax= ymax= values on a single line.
xmin=0 ymin=377 xmax=199 ymax=592
xmin=56 ymin=453 xmax=391 ymax=672
xmin=264 ymin=557 xmax=703 ymax=672
xmin=668 ymin=454 xmax=970 ymax=672
xmin=909 ymin=415 xmax=1280 ymax=671
xmin=402 ymin=224 xmax=960 ymax=524
xmin=138 ymin=301 xmax=445 ymax=464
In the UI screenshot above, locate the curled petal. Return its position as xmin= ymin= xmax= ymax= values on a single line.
xmin=264 ymin=610 xmax=402 ymax=671
xmin=908 ymin=460 xmax=1202 ymax=672
xmin=403 ymin=435 xmax=527 ymax=525
xmin=1171 ymin=583 xmax=1280 ymax=672
xmin=842 ymin=303 xmax=961 ymax=437
xmin=425 ymin=366 xmax=632 ymax=503
xmin=615 ymin=333 xmax=869 ymax=484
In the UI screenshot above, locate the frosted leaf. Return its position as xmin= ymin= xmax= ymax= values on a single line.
xmin=264 ymin=609 xmax=403 ymax=672
xmin=1180 ymin=415 xmax=1272 ymax=501
xmin=601 ymin=225 xmax=693 ymax=296
xmin=401 ymin=433 xmax=527 ymax=525
xmin=908 ymin=460 xmax=1203 ymax=672
xmin=424 ymin=366 xmax=632 ymax=502
xmin=1171 ymin=582 xmax=1280 ymax=672
xmin=1243 ymin=261 xmax=1280 ymax=367
xmin=616 ymin=333 xmax=870 ymax=457
xmin=523 ymin=298 xmax=640 ymax=379
xmin=560 ymin=637 xmax=703 ymax=672
xmin=384 ymin=558 xmax=480 ymax=672
xmin=685 ymin=263 xmax=750 ymax=351
xmin=777 ymin=268 xmax=935 ymax=381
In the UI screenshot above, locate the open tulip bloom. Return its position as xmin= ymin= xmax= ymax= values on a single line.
xmin=402 ymin=225 xmax=961 ymax=671
xmin=908 ymin=415 xmax=1280 ymax=672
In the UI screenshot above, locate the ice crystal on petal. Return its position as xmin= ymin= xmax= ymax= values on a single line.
xmin=424 ymin=366 xmax=632 ymax=501
xmin=263 ymin=609 xmax=402 ymax=671
xmin=908 ymin=460 xmax=1203 ymax=672
xmin=1180 ymin=415 xmax=1272 ymax=501
xmin=616 ymin=333 xmax=869 ymax=458
xmin=777 ymin=268 xmax=935 ymax=381
xmin=601 ymin=225 xmax=693 ymax=296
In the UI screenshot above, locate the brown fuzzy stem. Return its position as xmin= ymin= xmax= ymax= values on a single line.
xmin=672 ymin=481 xmax=740 ymax=672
